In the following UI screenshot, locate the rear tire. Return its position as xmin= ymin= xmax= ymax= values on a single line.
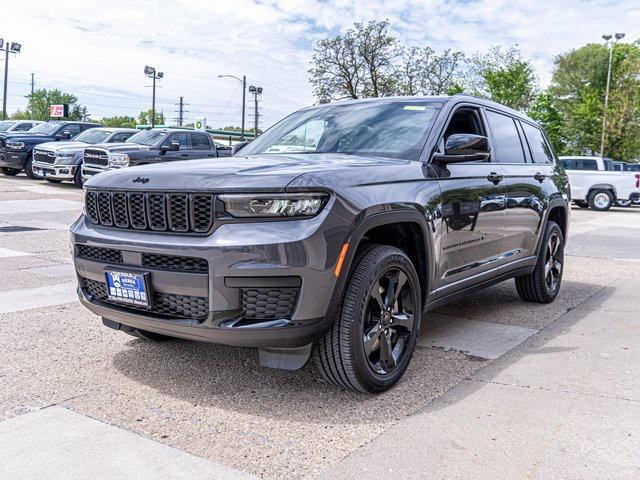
xmin=588 ymin=189 xmax=613 ymax=211
xmin=46 ymin=178 xmax=63 ymax=184
xmin=1 ymin=167 xmax=20 ymax=176
xmin=315 ymin=245 xmax=421 ymax=393
xmin=515 ymin=221 xmax=564 ymax=304
xmin=25 ymin=153 xmax=43 ymax=180
xmin=615 ymin=199 xmax=632 ymax=207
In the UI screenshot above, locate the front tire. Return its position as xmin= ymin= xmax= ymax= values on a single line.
xmin=0 ymin=167 xmax=20 ymax=176
xmin=315 ymin=245 xmax=421 ymax=393
xmin=25 ymin=153 xmax=43 ymax=180
xmin=588 ymin=189 xmax=613 ymax=211
xmin=515 ymin=221 xmax=564 ymax=303
xmin=73 ymin=165 xmax=84 ymax=187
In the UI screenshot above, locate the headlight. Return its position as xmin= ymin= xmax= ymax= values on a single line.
xmin=7 ymin=141 xmax=25 ymax=150
xmin=108 ymin=153 xmax=130 ymax=168
xmin=219 ymin=193 xmax=328 ymax=218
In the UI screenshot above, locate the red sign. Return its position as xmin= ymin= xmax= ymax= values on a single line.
xmin=49 ymin=104 xmax=68 ymax=118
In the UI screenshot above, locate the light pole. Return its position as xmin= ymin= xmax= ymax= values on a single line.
xmin=218 ymin=74 xmax=246 ymax=140
xmin=144 ymin=65 xmax=163 ymax=128
xmin=600 ymin=32 xmax=625 ymax=159
xmin=0 ymin=39 xmax=22 ymax=120
xmin=248 ymin=85 xmax=263 ymax=136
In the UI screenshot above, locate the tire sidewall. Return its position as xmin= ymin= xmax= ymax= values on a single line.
xmin=538 ymin=222 xmax=564 ymax=302
xmin=589 ymin=189 xmax=613 ymax=211
xmin=344 ymin=247 xmax=421 ymax=392
xmin=25 ymin=152 xmax=43 ymax=180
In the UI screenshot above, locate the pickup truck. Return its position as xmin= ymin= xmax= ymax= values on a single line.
xmin=559 ymin=156 xmax=640 ymax=210
xmin=81 ymin=128 xmax=232 ymax=182
xmin=0 ymin=121 xmax=102 ymax=178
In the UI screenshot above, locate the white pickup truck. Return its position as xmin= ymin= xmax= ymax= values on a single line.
xmin=559 ymin=156 xmax=640 ymax=210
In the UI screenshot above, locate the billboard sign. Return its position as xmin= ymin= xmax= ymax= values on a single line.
xmin=49 ymin=104 xmax=69 ymax=118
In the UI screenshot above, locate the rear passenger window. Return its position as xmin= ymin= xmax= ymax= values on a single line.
xmin=110 ymin=133 xmax=133 ymax=143
xmin=561 ymin=159 xmax=573 ymax=170
xmin=486 ymin=111 xmax=526 ymax=163
xmin=575 ymin=159 xmax=598 ymax=170
xmin=191 ymin=134 xmax=211 ymax=150
xmin=521 ymin=122 xmax=553 ymax=163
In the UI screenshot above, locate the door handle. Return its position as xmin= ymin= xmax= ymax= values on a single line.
xmin=487 ymin=172 xmax=504 ymax=184
xmin=534 ymin=172 xmax=546 ymax=182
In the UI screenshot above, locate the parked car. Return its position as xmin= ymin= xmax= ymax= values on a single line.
xmin=31 ymin=127 xmax=137 ymax=187
xmin=72 ymin=95 xmax=569 ymax=393
xmin=559 ymin=156 xmax=640 ymax=210
xmin=81 ymin=128 xmax=232 ymax=182
xmin=0 ymin=121 xmax=102 ymax=178
xmin=0 ymin=120 xmax=42 ymax=164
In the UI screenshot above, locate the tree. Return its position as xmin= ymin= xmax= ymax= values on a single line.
xmin=138 ymin=109 xmax=165 ymax=126
xmin=528 ymin=91 xmax=565 ymax=153
xmin=25 ymin=88 xmax=86 ymax=120
xmin=393 ymin=47 xmax=465 ymax=96
xmin=10 ymin=109 xmax=31 ymax=120
xmin=101 ymin=116 xmax=137 ymax=128
xmin=467 ymin=46 xmax=537 ymax=111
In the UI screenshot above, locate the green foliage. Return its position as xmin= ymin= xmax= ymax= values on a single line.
xmin=101 ymin=116 xmax=137 ymax=128
xmin=138 ymin=109 xmax=165 ymax=126
xmin=26 ymin=88 xmax=86 ymax=120
xmin=10 ymin=109 xmax=32 ymax=120
xmin=528 ymin=91 xmax=565 ymax=153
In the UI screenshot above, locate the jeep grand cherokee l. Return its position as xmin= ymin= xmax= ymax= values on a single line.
xmin=0 ymin=121 xmax=102 ymax=178
xmin=32 ymin=127 xmax=137 ymax=187
xmin=82 ymin=128 xmax=232 ymax=182
xmin=72 ymin=95 xmax=569 ymax=393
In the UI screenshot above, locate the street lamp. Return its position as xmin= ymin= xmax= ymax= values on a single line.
xmin=1 ymin=38 xmax=22 ymax=120
xmin=248 ymin=85 xmax=263 ymax=136
xmin=144 ymin=65 xmax=163 ymax=128
xmin=600 ymin=32 xmax=625 ymax=159
xmin=218 ymin=74 xmax=246 ymax=140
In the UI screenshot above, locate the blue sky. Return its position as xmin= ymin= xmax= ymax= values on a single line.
xmin=2 ymin=0 xmax=639 ymax=128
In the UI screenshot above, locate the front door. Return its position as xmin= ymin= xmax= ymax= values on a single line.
xmin=431 ymin=106 xmax=507 ymax=296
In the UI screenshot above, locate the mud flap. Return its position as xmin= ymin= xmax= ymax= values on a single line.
xmin=258 ymin=344 xmax=313 ymax=370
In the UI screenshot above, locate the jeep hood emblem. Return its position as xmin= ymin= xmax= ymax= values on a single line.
xmin=132 ymin=176 xmax=150 ymax=184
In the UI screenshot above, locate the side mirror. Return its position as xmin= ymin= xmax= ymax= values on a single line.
xmin=161 ymin=141 xmax=180 ymax=152
xmin=55 ymin=131 xmax=72 ymax=140
xmin=232 ymin=141 xmax=250 ymax=156
xmin=433 ymin=134 xmax=490 ymax=163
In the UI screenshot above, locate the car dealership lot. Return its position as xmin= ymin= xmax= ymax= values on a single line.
xmin=1 ymin=175 xmax=639 ymax=479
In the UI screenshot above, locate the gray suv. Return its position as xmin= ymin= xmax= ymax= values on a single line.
xmin=71 ymin=95 xmax=570 ymax=392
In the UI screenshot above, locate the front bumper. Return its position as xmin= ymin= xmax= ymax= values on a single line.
xmin=82 ymin=164 xmax=111 ymax=181
xmin=71 ymin=208 xmax=349 ymax=348
xmin=0 ymin=151 xmax=29 ymax=169
xmin=32 ymin=161 xmax=78 ymax=180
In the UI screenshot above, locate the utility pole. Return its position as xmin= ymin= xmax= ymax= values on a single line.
xmin=144 ymin=65 xmax=163 ymax=128
xmin=174 ymin=96 xmax=189 ymax=126
xmin=29 ymin=73 xmax=34 ymax=117
xmin=0 ymin=39 xmax=22 ymax=120
xmin=600 ymin=32 xmax=625 ymax=159
xmin=218 ymin=74 xmax=247 ymax=140
xmin=248 ymin=85 xmax=263 ymax=137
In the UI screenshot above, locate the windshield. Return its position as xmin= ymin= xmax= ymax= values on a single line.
xmin=241 ymin=100 xmax=442 ymax=161
xmin=0 ymin=121 xmax=14 ymax=131
xmin=73 ymin=129 xmax=111 ymax=144
xmin=126 ymin=130 xmax=168 ymax=146
xmin=29 ymin=123 xmax=61 ymax=135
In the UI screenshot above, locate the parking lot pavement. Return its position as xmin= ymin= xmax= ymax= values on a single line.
xmin=1 ymin=174 xmax=639 ymax=479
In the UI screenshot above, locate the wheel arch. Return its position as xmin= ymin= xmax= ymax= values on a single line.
xmin=588 ymin=184 xmax=617 ymax=199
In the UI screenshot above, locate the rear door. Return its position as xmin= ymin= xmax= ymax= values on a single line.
xmin=496 ymin=115 xmax=557 ymax=267
xmin=432 ymin=104 xmax=507 ymax=295
xmin=189 ymin=132 xmax=217 ymax=158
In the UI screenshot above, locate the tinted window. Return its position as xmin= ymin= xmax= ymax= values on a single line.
xmin=191 ymin=133 xmax=211 ymax=150
xmin=570 ymin=159 xmax=598 ymax=170
xmin=486 ymin=111 xmax=526 ymax=163
xmin=14 ymin=122 xmax=33 ymax=131
xmin=561 ymin=159 xmax=573 ymax=170
xmin=168 ymin=133 xmax=189 ymax=149
xmin=521 ymin=122 xmax=553 ymax=163
xmin=62 ymin=124 xmax=82 ymax=137
xmin=109 ymin=132 xmax=133 ymax=143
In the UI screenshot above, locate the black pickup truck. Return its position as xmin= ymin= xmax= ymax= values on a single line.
xmin=81 ymin=128 xmax=232 ymax=182
xmin=0 ymin=121 xmax=102 ymax=178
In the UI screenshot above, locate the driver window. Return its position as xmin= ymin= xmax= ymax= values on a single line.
xmin=443 ymin=108 xmax=484 ymax=140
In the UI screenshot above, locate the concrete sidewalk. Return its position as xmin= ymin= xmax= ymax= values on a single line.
xmin=321 ymin=279 xmax=640 ymax=479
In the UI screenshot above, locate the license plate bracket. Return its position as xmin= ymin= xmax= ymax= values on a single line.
xmin=104 ymin=269 xmax=151 ymax=308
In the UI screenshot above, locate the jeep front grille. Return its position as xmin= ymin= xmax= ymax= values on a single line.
xmin=85 ymin=190 xmax=215 ymax=234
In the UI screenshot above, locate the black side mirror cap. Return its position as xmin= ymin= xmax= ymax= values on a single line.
xmin=161 ymin=141 xmax=180 ymax=152
xmin=433 ymin=134 xmax=490 ymax=163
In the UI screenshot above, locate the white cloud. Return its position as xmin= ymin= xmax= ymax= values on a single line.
xmin=1 ymin=0 xmax=638 ymax=127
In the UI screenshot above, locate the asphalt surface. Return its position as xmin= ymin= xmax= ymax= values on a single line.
xmin=1 ymin=173 xmax=639 ymax=479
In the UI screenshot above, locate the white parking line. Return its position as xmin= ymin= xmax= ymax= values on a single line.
xmin=0 ymin=247 xmax=31 ymax=258
xmin=418 ymin=313 xmax=537 ymax=359
xmin=0 ymin=199 xmax=82 ymax=215
xmin=0 ymin=282 xmax=78 ymax=314
xmin=0 ymin=406 xmax=258 ymax=480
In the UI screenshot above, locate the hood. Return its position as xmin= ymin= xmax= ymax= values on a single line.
xmin=89 ymin=142 xmax=151 ymax=153
xmin=85 ymin=153 xmax=419 ymax=191
xmin=34 ymin=141 xmax=88 ymax=153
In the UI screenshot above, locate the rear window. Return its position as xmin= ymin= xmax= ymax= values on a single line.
xmin=564 ymin=158 xmax=598 ymax=171
xmin=521 ymin=122 xmax=553 ymax=163
xmin=486 ymin=111 xmax=526 ymax=163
